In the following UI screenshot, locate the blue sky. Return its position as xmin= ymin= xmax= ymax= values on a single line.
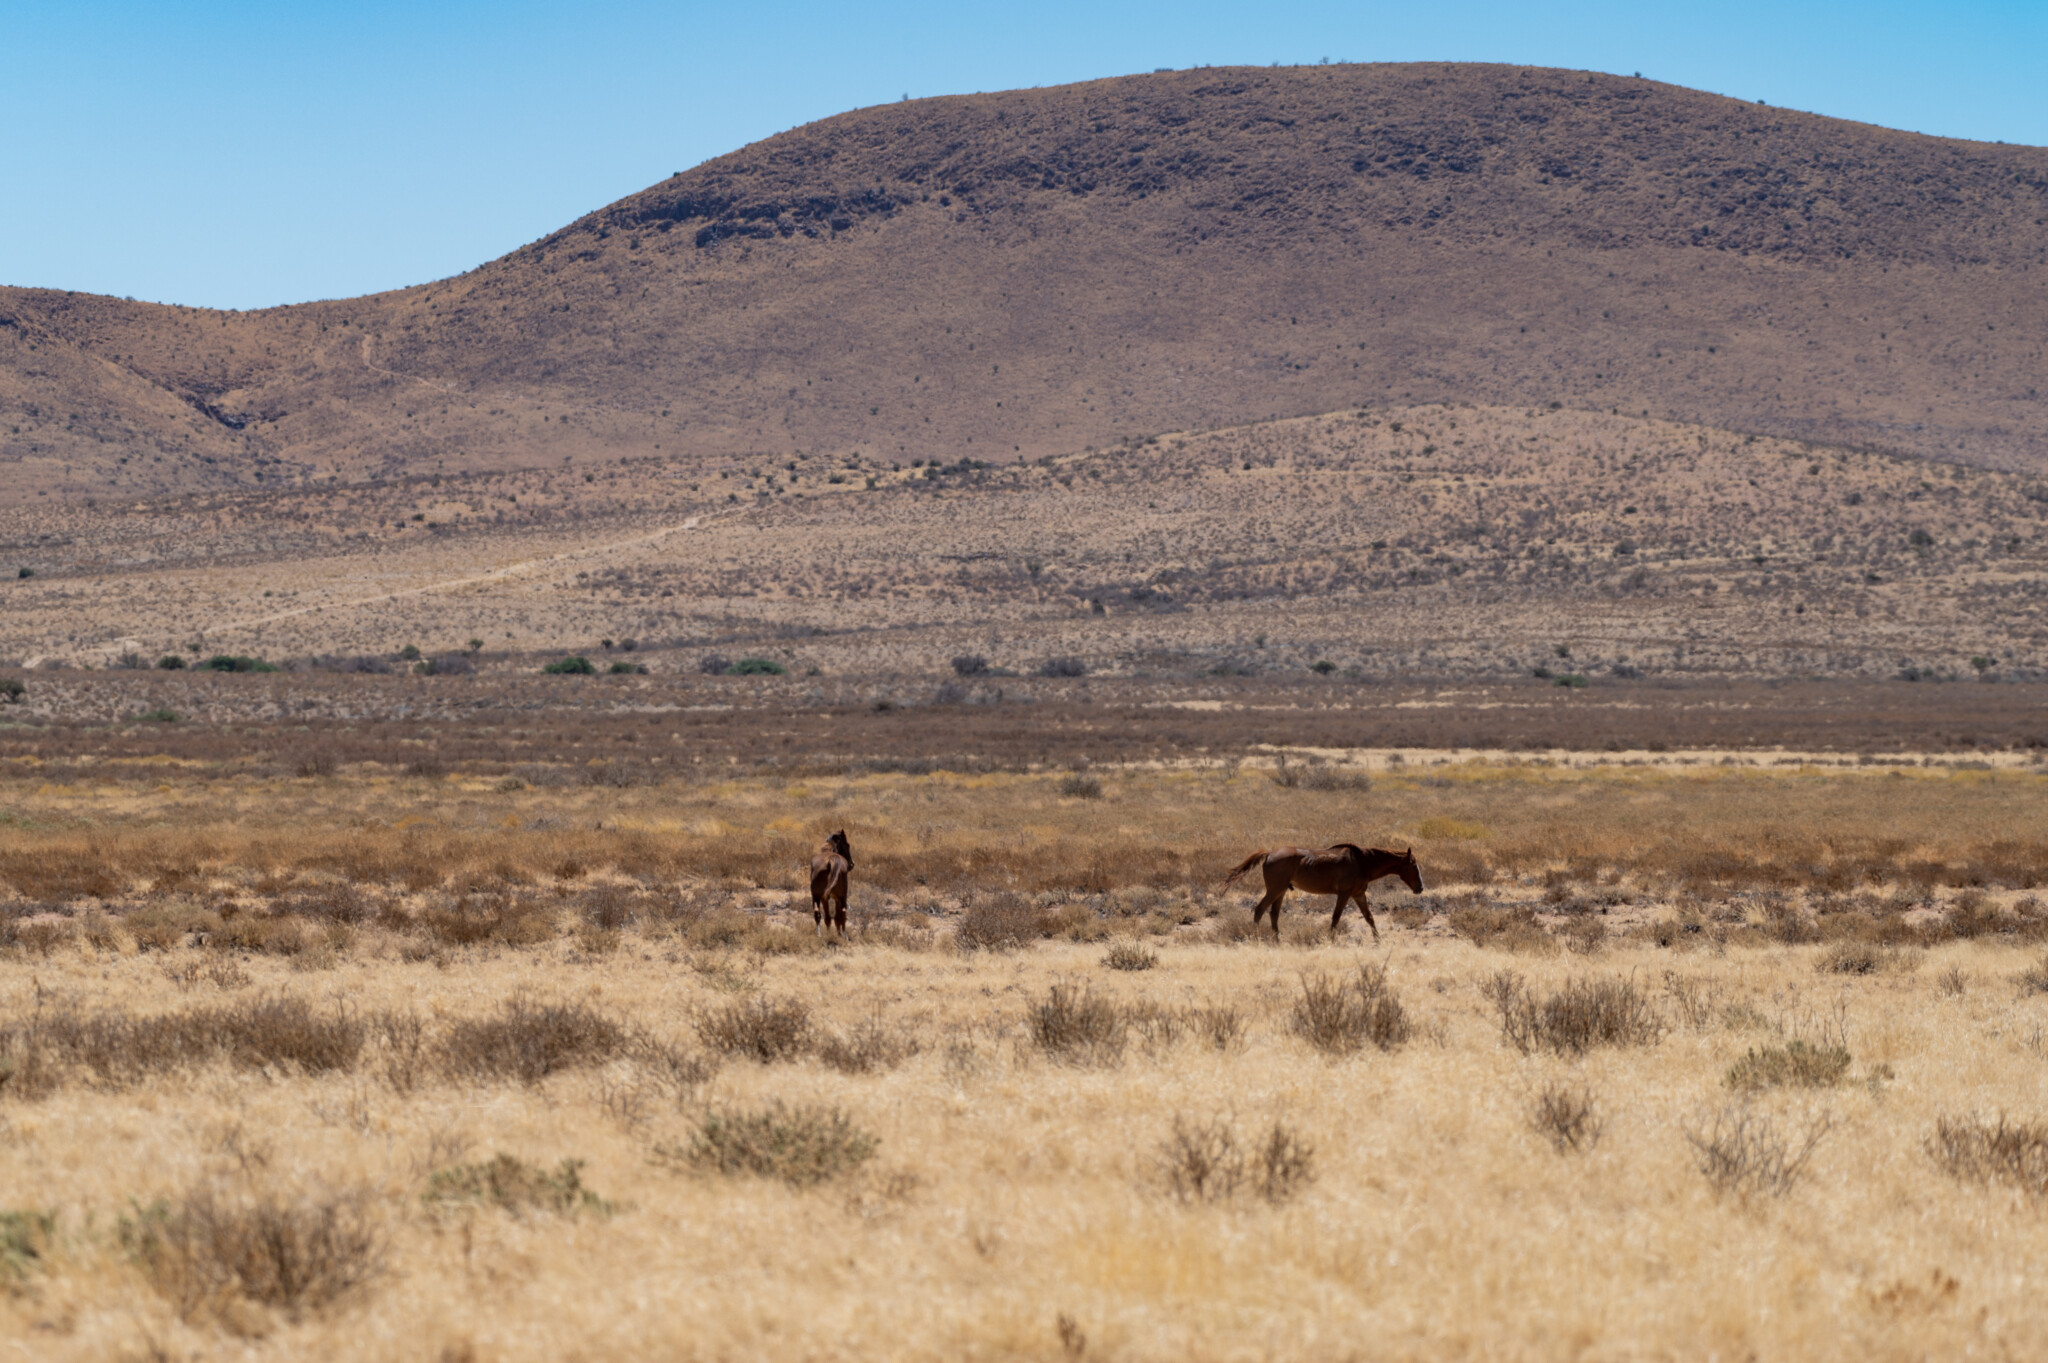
xmin=4 ymin=1 xmax=2043 ymax=310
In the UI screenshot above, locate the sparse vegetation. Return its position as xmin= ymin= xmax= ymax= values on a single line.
xmin=542 ymin=655 xmax=596 ymax=675
xmin=1926 ymin=1114 xmax=2048 ymax=1194
xmin=423 ymin=1155 xmax=613 ymax=1217
xmin=1530 ymin=1082 xmax=1604 ymax=1153
xmin=1292 ymin=965 xmax=1411 ymax=1055
xmin=668 ymin=1102 xmax=877 ymax=1187
xmin=1486 ymin=971 xmax=1663 ymax=1055
xmin=1684 ymin=1107 xmax=1836 ymax=1199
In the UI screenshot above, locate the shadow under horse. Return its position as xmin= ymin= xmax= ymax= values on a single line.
xmin=810 ymin=830 xmax=853 ymax=937
xmin=1223 ymin=844 xmax=1425 ymax=940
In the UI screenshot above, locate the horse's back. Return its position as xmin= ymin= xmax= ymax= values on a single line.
xmin=810 ymin=853 xmax=850 ymax=900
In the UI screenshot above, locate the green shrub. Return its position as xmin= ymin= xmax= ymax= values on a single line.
xmin=0 ymin=677 xmax=22 ymax=703
xmin=423 ymin=1155 xmax=612 ymax=1216
xmin=1726 ymin=1039 xmax=1854 ymax=1091
xmin=543 ymin=655 xmax=596 ymax=675
xmin=136 ymin=706 xmax=180 ymax=723
xmin=730 ymin=658 xmax=787 ymax=676
xmin=156 ymin=655 xmax=186 ymax=670
xmin=0 ymin=1210 xmax=54 ymax=1281
xmin=607 ymin=661 xmax=648 ymax=675
xmin=666 ymin=1102 xmax=877 ymax=1186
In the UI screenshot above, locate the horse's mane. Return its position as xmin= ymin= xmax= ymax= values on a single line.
xmin=1334 ymin=843 xmax=1404 ymax=861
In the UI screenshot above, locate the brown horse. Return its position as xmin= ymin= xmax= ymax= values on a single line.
xmin=810 ymin=830 xmax=853 ymax=937
xmin=1222 ymin=844 xmax=1424 ymax=940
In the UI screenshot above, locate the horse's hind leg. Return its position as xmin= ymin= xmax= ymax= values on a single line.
xmin=1358 ymin=895 xmax=1379 ymax=943
xmin=1330 ymin=893 xmax=1349 ymax=933
xmin=833 ymin=889 xmax=848 ymax=936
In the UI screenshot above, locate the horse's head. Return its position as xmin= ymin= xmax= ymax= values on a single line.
xmin=1393 ymin=847 xmax=1424 ymax=895
xmin=827 ymin=829 xmax=852 ymax=862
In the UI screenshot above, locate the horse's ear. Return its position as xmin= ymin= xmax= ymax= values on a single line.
xmin=1404 ymin=846 xmax=1413 ymax=859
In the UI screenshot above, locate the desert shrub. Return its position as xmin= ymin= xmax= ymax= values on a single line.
xmin=426 ymin=652 xmax=475 ymax=676
xmin=440 ymin=997 xmax=624 ymax=1084
xmin=697 ymin=654 xmax=733 ymax=675
xmin=1270 ymin=754 xmax=1371 ymax=791
xmin=284 ymin=882 xmax=368 ymax=925
xmin=956 ymin=893 xmax=1045 ymax=951
xmin=1486 ymin=971 xmax=1663 ymax=1056
xmin=0 ymin=995 xmax=365 ymax=1095
xmin=1292 ymin=965 xmax=1411 ymax=1055
xmin=1059 ymin=773 xmax=1104 ymax=799
xmin=1038 ymin=656 xmax=1088 ymax=677
xmin=199 ymin=655 xmax=278 ymax=673
xmin=543 ymin=655 xmax=595 ymax=675
xmin=1029 ymin=981 xmax=1126 ymax=1064
xmin=12 ymin=917 xmax=75 ymax=956
xmin=1684 ymin=1107 xmax=1835 ymax=1199
xmin=421 ymin=892 xmax=555 ymax=947
xmin=1449 ymin=905 xmax=1556 ymax=954
xmin=1817 ymin=941 xmax=1895 ymax=975
xmin=697 ymin=996 xmax=812 ymax=1063
xmin=0 ymin=1210 xmax=54 ymax=1281
xmin=1157 ymin=1115 xmax=1314 ymax=1205
xmin=121 ymin=1180 xmax=381 ymax=1318
xmin=1662 ymin=972 xmax=1719 ymax=1032
xmin=1726 ymin=1039 xmax=1854 ymax=1091
xmin=156 ymin=655 xmax=186 ymax=670
xmin=813 ymin=1013 xmax=920 ymax=1075
xmin=136 ymin=706 xmax=181 ymax=724
xmin=1191 ymin=1004 xmax=1247 ymax=1051
xmin=294 ymin=750 xmax=337 ymax=778
xmin=423 ymin=1155 xmax=612 ymax=1217
xmin=950 ymin=654 xmax=989 ymax=676
xmin=1937 ymin=964 xmax=1970 ymax=997
xmin=1531 ymin=1082 xmax=1604 ymax=1153
xmin=1926 ymin=1114 xmax=2048 ymax=1194
xmin=2016 ymin=953 xmax=2048 ymax=995
xmin=668 ymin=1102 xmax=877 ymax=1186
xmin=607 ymin=661 xmax=648 ymax=675
xmin=1102 ymin=940 xmax=1157 ymax=971
xmin=730 ymin=658 xmax=787 ymax=676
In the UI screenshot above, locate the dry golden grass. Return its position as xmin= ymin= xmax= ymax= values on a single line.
xmin=4 ymin=761 xmax=2048 ymax=1358
xmin=7 ymin=930 xmax=2048 ymax=1358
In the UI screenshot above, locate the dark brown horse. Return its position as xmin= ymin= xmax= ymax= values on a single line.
xmin=810 ymin=830 xmax=853 ymax=937
xmin=1222 ymin=844 xmax=1424 ymax=940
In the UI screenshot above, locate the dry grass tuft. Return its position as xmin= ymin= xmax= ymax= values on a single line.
xmin=1029 ymin=981 xmax=1127 ymax=1065
xmin=1101 ymin=940 xmax=1158 ymax=972
xmin=696 ymin=996 xmax=813 ymax=1063
xmin=956 ymin=893 xmax=1048 ymax=951
xmin=121 ymin=1179 xmax=382 ymax=1320
xmin=1292 ymin=964 xmax=1412 ymax=1055
xmin=1157 ymin=1114 xmax=1315 ymax=1204
xmin=1684 ymin=1107 xmax=1836 ymax=1199
xmin=668 ymin=1103 xmax=878 ymax=1187
xmin=813 ymin=1012 xmax=920 ymax=1075
xmin=1530 ymin=1082 xmax=1605 ymax=1153
xmin=440 ymin=997 xmax=624 ymax=1084
xmin=1926 ymin=1114 xmax=2048 ymax=1195
xmin=1 ymin=995 xmax=365 ymax=1096
xmin=1487 ymin=971 xmax=1663 ymax=1056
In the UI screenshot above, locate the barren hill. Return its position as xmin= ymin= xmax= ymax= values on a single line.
xmin=4 ymin=62 xmax=2048 ymax=505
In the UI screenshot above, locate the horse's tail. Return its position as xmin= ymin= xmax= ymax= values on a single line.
xmin=1222 ymin=850 xmax=1267 ymax=888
